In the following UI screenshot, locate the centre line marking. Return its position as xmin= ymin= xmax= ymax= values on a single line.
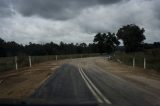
xmin=78 ymin=64 xmax=112 ymax=104
xmin=78 ymin=65 xmax=103 ymax=103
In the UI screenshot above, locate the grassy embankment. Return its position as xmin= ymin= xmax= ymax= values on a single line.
xmin=114 ymin=49 xmax=160 ymax=72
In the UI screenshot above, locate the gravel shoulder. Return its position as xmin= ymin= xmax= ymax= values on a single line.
xmin=95 ymin=57 xmax=160 ymax=96
xmin=0 ymin=60 xmax=61 ymax=99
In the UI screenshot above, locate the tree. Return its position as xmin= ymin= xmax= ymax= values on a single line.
xmin=116 ymin=24 xmax=145 ymax=52
xmin=105 ymin=32 xmax=120 ymax=53
xmin=0 ymin=38 xmax=6 ymax=56
xmin=94 ymin=32 xmax=120 ymax=53
xmin=94 ymin=33 xmax=107 ymax=53
xmin=153 ymin=42 xmax=160 ymax=48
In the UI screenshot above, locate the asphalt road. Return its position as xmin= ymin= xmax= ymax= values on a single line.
xmin=30 ymin=59 xmax=160 ymax=106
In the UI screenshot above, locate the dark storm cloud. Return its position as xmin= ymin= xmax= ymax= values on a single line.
xmin=0 ymin=0 xmax=160 ymax=44
xmin=11 ymin=0 xmax=123 ymax=20
xmin=0 ymin=0 xmax=12 ymax=17
xmin=0 ymin=0 xmax=8 ymax=8
xmin=153 ymin=0 xmax=160 ymax=23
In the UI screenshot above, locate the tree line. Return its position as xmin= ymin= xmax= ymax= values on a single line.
xmin=0 ymin=24 xmax=160 ymax=57
xmin=0 ymin=38 xmax=100 ymax=57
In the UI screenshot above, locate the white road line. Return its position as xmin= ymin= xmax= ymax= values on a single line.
xmin=80 ymin=67 xmax=111 ymax=104
xmin=78 ymin=65 xmax=103 ymax=103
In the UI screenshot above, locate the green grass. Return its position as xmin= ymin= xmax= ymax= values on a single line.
xmin=114 ymin=49 xmax=160 ymax=71
xmin=0 ymin=53 xmax=99 ymax=72
xmin=0 ymin=57 xmax=15 ymax=72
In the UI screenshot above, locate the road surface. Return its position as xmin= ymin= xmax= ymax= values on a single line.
xmin=30 ymin=58 xmax=160 ymax=106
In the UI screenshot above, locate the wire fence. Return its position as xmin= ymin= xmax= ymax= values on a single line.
xmin=114 ymin=51 xmax=160 ymax=71
xmin=0 ymin=53 xmax=99 ymax=72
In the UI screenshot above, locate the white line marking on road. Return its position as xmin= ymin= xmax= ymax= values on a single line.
xmin=78 ymin=66 xmax=103 ymax=103
xmin=80 ymin=67 xmax=112 ymax=104
xmin=78 ymin=64 xmax=112 ymax=104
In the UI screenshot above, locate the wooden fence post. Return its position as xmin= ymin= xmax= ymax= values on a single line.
xmin=56 ymin=55 xmax=57 ymax=61
xmin=144 ymin=58 xmax=146 ymax=69
xmin=133 ymin=57 xmax=135 ymax=68
xmin=29 ymin=56 xmax=32 ymax=68
xmin=15 ymin=56 xmax=18 ymax=70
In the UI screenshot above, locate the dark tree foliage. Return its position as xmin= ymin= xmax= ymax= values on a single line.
xmin=143 ymin=42 xmax=160 ymax=49
xmin=94 ymin=33 xmax=106 ymax=53
xmin=0 ymin=38 xmax=6 ymax=56
xmin=153 ymin=42 xmax=160 ymax=48
xmin=0 ymin=38 xmax=98 ymax=57
xmin=116 ymin=24 xmax=145 ymax=53
xmin=94 ymin=32 xmax=120 ymax=53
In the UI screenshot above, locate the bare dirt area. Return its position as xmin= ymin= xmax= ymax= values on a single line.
xmin=0 ymin=60 xmax=61 ymax=99
xmin=95 ymin=57 xmax=160 ymax=96
xmin=1 ymin=57 xmax=159 ymax=99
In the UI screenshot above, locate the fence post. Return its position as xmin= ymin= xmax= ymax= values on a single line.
xmin=56 ymin=55 xmax=57 ymax=61
xmin=15 ymin=56 xmax=18 ymax=70
xmin=133 ymin=57 xmax=135 ymax=68
xmin=144 ymin=58 xmax=146 ymax=69
xmin=29 ymin=56 xmax=32 ymax=68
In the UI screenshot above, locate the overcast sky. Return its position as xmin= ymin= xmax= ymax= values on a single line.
xmin=0 ymin=0 xmax=160 ymax=44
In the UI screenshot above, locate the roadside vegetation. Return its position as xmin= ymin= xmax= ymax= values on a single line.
xmin=0 ymin=54 xmax=99 ymax=72
xmin=94 ymin=24 xmax=160 ymax=72
xmin=0 ymin=24 xmax=160 ymax=72
xmin=113 ymin=24 xmax=160 ymax=72
xmin=114 ymin=49 xmax=160 ymax=71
